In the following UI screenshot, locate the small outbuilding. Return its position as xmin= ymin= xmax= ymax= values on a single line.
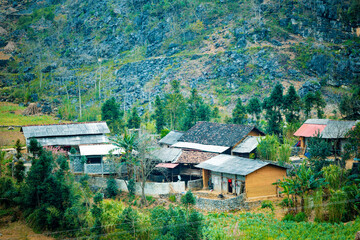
xmin=196 ymin=154 xmax=287 ymax=199
xmin=21 ymin=122 xmax=110 ymax=151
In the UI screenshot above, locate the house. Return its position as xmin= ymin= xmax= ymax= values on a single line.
xmin=196 ymin=154 xmax=287 ymax=199
xmin=158 ymin=130 xmax=184 ymax=147
xmin=151 ymin=148 xmax=182 ymax=182
xmin=177 ymin=121 xmax=265 ymax=154
xmin=72 ymin=143 xmax=123 ymax=175
xmin=294 ymin=119 xmax=359 ymax=155
xmin=21 ymin=122 xmax=110 ymax=152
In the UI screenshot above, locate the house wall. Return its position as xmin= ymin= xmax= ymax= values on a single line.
xmin=76 ymin=176 xmax=186 ymax=196
xmin=245 ymin=165 xmax=286 ymax=199
xmin=210 ymin=171 xmax=245 ymax=194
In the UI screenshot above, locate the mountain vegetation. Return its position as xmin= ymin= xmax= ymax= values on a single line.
xmin=0 ymin=0 xmax=359 ymax=124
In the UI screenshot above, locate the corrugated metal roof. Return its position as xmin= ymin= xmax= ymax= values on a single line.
xmin=150 ymin=148 xmax=182 ymax=163
xmin=155 ymin=163 xmax=179 ymax=169
xmin=176 ymin=150 xmax=218 ymax=164
xmin=21 ymin=122 xmax=110 ymax=138
xmin=294 ymin=124 xmax=327 ymax=137
xmin=159 ymin=131 xmax=184 ymax=145
xmin=171 ymin=142 xmax=229 ymax=153
xmin=79 ymin=144 xmax=124 ymax=156
xmin=195 ymin=154 xmax=286 ymax=176
xmin=321 ymin=120 xmax=359 ymax=139
xmin=232 ymin=136 xmax=261 ymax=154
xmin=31 ymin=134 xmax=109 ymax=146
xmin=304 ymin=119 xmax=330 ymax=125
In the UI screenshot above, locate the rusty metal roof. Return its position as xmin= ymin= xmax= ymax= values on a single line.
xmin=294 ymin=124 xmax=327 ymax=137
xmin=155 ymin=163 xmax=179 ymax=169
xmin=21 ymin=122 xmax=110 ymax=138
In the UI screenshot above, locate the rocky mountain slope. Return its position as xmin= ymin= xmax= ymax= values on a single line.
xmin=0 ymin=0 xmax=359 ymax=121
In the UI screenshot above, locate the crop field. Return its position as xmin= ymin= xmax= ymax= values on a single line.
xmin=203 ymin=212 xmax=360 ymax=239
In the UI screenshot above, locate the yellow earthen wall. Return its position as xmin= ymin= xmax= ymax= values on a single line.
xmin=245 ymin=165 xmax=286 ymax=198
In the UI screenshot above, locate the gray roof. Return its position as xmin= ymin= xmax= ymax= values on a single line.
xmin=171 ymin=142 xmax=230 ymax=153
xmin=195 ymin=154 xmax=286 ymax=176
xmin=159 ymin=131 xmax=184 ymax=145
xmin=321 ymin=120 xmax=359 ymax=139
xmin=150 ymin=148 xmax=182 ymax=163
xmin=232 ymin=136 xmax=261 ymax=154
xmin=30 ymin=134 xmax=109 ymax=146
xmin=304 ymin=119 xmax=330 ymax=125
xmin=21 ymin=122 xmax=110 ymax=138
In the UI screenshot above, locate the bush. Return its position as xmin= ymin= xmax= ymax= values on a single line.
xmin=169 ymin=194 xmax=176 ymax=203
xmin=282 ymin=213 xmax=295 ymax=222
xmin=106 ymin=178 xmax=119 ymax=199
xmin=181 ymin=190 xmax=196 ymax=206
xmin=261 ymin=200 xmax=274 ymax=211
xmin=295 ymin=212 xmax=307 ymax=222
xmin=127 ymin=179 xmax=136 ymax=198
xmin=280 ymin=198 xmax=294 ymax=207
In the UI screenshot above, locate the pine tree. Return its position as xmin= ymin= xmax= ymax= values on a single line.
xmin=128 ymin=107 xmax=141 ymax=129
xmin=262 ymin=83 xmax=284 ymax=135
xmin=247 ymin=97 xmax=262 ymax=121
xmin=232 ymin=98 xmax=247 ymax=124
xmin=101 ymin=97 xmax=123 ymax=132
xmin=303 ymin=92 xmax=315 ymax=118
xmin=314 ymin=91 xmax=326 ymax=119
xmin=154 ymin=95 xmax=165 ymax=133
xmin=283 ymin=85 xmax=302 ymax=123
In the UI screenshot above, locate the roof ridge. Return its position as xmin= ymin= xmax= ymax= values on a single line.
xmin=21 ymin=121 xmax=107 ymax=127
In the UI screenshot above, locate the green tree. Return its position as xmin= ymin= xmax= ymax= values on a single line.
xmin=101 ymin=97 xmax=123 ymax=132
xmin=165 ymin=80 xmax=186 ymax=130
xmin=154 ymin=95 xmax=165 ymax=133
xmin=181 ymin=190 xmax=196 ymax=208
xmin=283 ymin=85 xmax=301 ymax=124
xmin=314 ymin=91 xmax=326 ymax=119
xmin=232 ymin=98 xmax=247 ymax=124
xmin=118 ymin=206 xmax=139 ymax=240
xmin=14 ymin=160 xmax=25 ymax=183
xmin=127 ymin=107 xmax=141 ymax=129
xmin=303 ymin=92 xmax=315 ymax=118
xmin=91 ymin=193 xmax=104 ymax=239
xmin=344 ymin=122 xmax=360 ymax=159
xmin=339 ymin=87 xmax=360 ymax=119
xmin=262 ymin=83 xmax=284 ymax=135
xmin=307 ymin=132 xmax=332 ymax=172
xmin=15 ymin=139 xmax=22 ymax=159
xmin=247 ymin=97 xmax=262 ymax=121
xmin=106 ymin=178 xmax=119 ymax=199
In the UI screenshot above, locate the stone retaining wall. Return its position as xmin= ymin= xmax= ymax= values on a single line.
xmin=195 ymin=194 xmax=247 ymax=212
xmin=188 ymin=179 xmax=203 ymax=191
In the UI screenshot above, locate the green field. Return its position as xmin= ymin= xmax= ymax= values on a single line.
xmin=0 ymin=102 xmax=61 ymax=126
xmin=203 ymin=212 xmax=359 ymax=239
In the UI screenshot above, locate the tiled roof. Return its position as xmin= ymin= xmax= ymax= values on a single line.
xmin=176 ymin=150 xmax=218 ymax=164
xmin=179 ymin=121 xmax=263 ymax=147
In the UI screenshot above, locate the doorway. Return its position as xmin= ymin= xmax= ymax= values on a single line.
xmin=228 ymin=179 xmax=233 ymax=193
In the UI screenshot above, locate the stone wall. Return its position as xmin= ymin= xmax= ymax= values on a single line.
xmin=195 ymin=194 xmax=247 ymax=212
xmin=188 ymin=179 xmax=203 ymax=191
xmin=75 ymin=176 xmax=186 ymax=197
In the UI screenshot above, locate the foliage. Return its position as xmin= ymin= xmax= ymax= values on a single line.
xmin=232 ymin=98 xmax=247 ymax=124
xmin=127 ymin=107 xmax=141 ymax=129
xmin=283 ymin=85 xmax=301 ymax=124
xmin=150 ymin=206 xmax=203 ymax=240
xmin=181 ymin=190 xmax=196 ymax=207
xmin=101 ymin=97 xmax=124 ymax=133
xmin=261 ymin=200 xmax=274 ymax=211
xmin=160 ymin=128 xmax=170 ymax=138
xmin=308 ymin=132 xmax=332 ymax=161
xmin=313 ymin=189 xmax=324 ymax=222
xmin=118 ymin=206 xmax=139 ymax=240
xmin=262 ymin=83 xmax=284 ymax=135
xmin=294 ymin=212 xmax=307 ymax=222
xmin=339 ymin=87 xmax=360 ymax=119
xmin=14 ymin=160 xmax=25 ymax=183
xmin=91 ymin=193 xmax=104 ymax=238
xmin=14 ymin=139 xmax=22 ymax=159
xmin=257 ymin=135 xmax=291 ymax=164
xmin=106 ymin=178 xmax=119 ymax=199
xmin=282 ymin=213 xmax=295 ymax=222
xmin=127 ymin=178 xmax=136 ymax=198
xmin=303 ymin=91 xmax=326 ymax=118
xmin=28 ymin=138 xmax=42 ymax=154
xmin=344 ymin=122 xmax=360 ymax=159
xmin=323 ymin=164 xmax=345 ymax=190
xmin=328 ymin=189 xmax=346 ymax=223
xmin=169 ymin=194 xmax=176 ymax=202
xmin=247 ymin=97 xmax=262 ymax=121
xmin=155 ymin=95 xmax=166 ymax=133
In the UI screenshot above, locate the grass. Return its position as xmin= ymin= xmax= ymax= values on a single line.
xmin=0 ymin=102 xmax=61 ymax=126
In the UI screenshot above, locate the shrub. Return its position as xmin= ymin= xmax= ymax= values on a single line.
xmin=261 ymin=200 xmax=274 ymax=211
xmin=169 ymin=194 xmax=176 ymax=203
xmin=295 ymin=212 xmax=307 ymax=222
xmin=106 ymin=178 xmax=119 ymax=199
xmin=280 ymin=198 xmax=294 ymax=208
xmin=282 ymin=213 xmax=295 ymax=222
xmin=146 ymin=196 xmax=155 ymax=205
xmin=127 ymin=179 xmax=136 ymax=198
xmin=181 ymin=190 xmax=196 ymax=207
